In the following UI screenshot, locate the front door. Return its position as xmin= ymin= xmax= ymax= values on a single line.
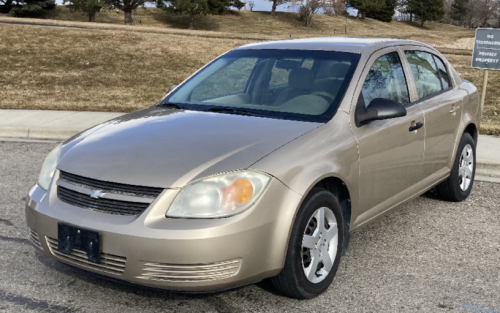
xmin=350 ymin=49 xmax=426 ymax=227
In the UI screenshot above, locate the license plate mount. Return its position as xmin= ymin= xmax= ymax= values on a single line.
xmin=58 ymin=223 xmax=101 ymax=264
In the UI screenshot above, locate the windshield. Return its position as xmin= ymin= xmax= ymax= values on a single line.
xmin=163 ymin=49 xmax=360 ymax=123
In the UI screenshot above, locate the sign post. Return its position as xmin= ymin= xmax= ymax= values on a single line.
xmin=471 ymin=28 xmax=500 ymax=114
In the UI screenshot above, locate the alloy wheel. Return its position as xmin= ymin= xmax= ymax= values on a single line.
xmin=301 ymin=207 xmax=338 ymax=284
xmin=458 ymin=144 xmax=474 ymax=191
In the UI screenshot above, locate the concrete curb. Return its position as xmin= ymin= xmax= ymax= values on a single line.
xmin=0 ymin=126 xmax=84 ymax=140
xmin=476 ymin=162 xmax=500 ymax=177
xmin=0 ymin=110 xmax=124 ymax=141
xmin=475 ymin=175 xmax=500 ymax=184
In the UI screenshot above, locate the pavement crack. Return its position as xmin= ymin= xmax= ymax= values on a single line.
xmin=0 ymin=289 xmax=78 ymax=313
xmin=0 ymin=218 xmax=14 ymax=226
xmin=0 ymin=235 xmax=30 ymax=245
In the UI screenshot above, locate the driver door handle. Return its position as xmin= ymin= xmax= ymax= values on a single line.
xmin=409 ymin=122 xmax=423 ymax=132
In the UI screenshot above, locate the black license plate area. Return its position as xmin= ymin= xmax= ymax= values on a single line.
xmin=58 ymin=223 xmax=101 ymax=264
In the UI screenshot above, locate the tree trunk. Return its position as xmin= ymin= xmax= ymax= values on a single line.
xmin=420 ymin=19 xmax=425 ymax=27
xmin=124 ymin=8 xmax=133 ymax=25
xmin=271 ymin=0 xmax=277 ymax=17
xmin=2 ymin=0 xmax=13 ymax=13
xmin=410 ymin=12 xmax=413 ymax=23
xmin=188 ymin=12 xmax=194 ymax=29
xmin=88 ymin=11 xmax=96 ymax=22
xmin=306 ymin=13 xmax=312 ymax=27
xmin=360 ymin=9 xmax=366 ymax=19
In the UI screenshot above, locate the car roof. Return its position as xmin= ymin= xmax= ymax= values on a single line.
xmin=235 ymin=37 xmax=434 ymax=54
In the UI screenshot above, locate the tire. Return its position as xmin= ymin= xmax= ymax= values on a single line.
xmin=271 ymin=187 xmax=344 ymax=299
xmin=436 ymin=132 xmax=476 ymax=202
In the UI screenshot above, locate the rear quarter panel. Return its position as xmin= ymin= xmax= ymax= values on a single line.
xmin=449 ymin=80 xmax=480 ymax=168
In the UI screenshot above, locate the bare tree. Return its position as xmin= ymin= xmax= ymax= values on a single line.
xmin=396 ymin=0 xmax=414 ymax=22
xmin=441 ymin=0 xmax=454 ymax=24
xmin=248 ymin=0 xmax=254 ymax=10
xmin=494 ymin=0 xmax=500 ymax=26
xmin=269 ymin=0 xmax=288 ymax=16
xmin=294 ymin=0 xmax=326 ymax=26
xmin=464 ymin=0 xmax=494 ymax=27
xmin=330 ymin=0 xmax=345 ymax=16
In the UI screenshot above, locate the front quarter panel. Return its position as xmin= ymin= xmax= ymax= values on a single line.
xmin=251 ymin=112 xmax=359 ymax=225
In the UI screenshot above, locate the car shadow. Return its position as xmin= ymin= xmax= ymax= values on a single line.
xmin=34 ymin=252 xmax=245 ymax=301
xmin=34 ymin=252 xmax=282 ymax=311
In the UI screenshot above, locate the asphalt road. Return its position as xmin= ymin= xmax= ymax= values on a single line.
xmin=1 ymin=140 xmax=499 ymax=313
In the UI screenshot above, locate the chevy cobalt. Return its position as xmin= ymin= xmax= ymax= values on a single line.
xmin=26 ymin=38 xmax=480 ymax=299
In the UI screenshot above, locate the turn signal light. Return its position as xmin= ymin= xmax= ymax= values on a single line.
xmin=223 ymin=179 xmax=254 ymax=206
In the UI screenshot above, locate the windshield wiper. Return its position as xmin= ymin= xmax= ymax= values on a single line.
xmin=158 ymin=102 xmax=186 ymax=110
xmin=202 ymin=107 xmax=265 ymax=117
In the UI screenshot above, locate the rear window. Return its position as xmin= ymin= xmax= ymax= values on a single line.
xmin=405 ymin=51 xmax=448 ymax=100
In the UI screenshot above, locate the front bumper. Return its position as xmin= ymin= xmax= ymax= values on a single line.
xmin=25 ymin=174 xmax=302 ymax=292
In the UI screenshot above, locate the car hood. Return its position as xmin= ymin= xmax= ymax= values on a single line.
xmin=58 ymin=107 xmax=321 ymax=188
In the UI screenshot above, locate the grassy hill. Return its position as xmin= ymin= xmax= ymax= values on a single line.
xmin=0 ymin=7 xmax=498 ymax=134
xmin=46 ymin=6 xmax=474 ymax=43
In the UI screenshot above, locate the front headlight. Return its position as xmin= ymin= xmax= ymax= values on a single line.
xmin=166 ymin=170 xmax=271 ymax=218
xmin=37 ymin=144 xmax=62 ymax=190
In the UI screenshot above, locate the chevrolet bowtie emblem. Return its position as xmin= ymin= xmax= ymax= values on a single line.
xmin=89 ymin=190 xmax=106 ymax=199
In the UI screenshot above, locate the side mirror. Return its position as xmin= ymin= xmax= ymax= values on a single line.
xmin=356 ymin=98 xmax=407 ymax=127
xmin=168 ymin=85 xmax=178 ymax=93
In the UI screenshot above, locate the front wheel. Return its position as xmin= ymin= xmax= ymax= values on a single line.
xmin=436 ymin=132 xmax=476 ymax=202
xmin=271 ymin=188 xmax=344 ymax=299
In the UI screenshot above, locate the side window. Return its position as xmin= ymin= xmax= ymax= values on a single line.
xmin=434 ymin=56 xmax=451 ymax=90
xmin=405 ymin=51 xmax=443 ymax=99
xmin=191 ymin=57 xmax=257 ymax=102
xmin=361 ymin=52 xmax=410 ymax=107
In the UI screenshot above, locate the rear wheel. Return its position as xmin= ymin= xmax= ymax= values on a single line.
xmin=436 ymin=132 xmax=476 ymax=202
xmin=271 ymin=188 xmax=343 ymax=299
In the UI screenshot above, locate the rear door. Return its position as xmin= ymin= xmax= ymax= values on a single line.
xmin=402 ymin=48 xmax=468 ymax=180
xmin=350 ymin=48 xmax=426 ymax=226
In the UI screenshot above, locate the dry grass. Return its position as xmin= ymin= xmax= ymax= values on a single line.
xmin=0 ymin=22 xmax=252 ymax=111
xmin=0 ymin=8 xmax=498 ymax=134
xmin=44 ymin=6 xmax=475 ymax=44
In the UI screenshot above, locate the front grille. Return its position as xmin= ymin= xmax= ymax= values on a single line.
xmin=58 ymin=186 xmax=150 ymax=216
xmin=137 ymin=259 xmax=242 ymax=282
xmin=59 ymin=171 xmax=163 ymax=198
xmin=28 ymin=228 xmax=43 ymax=250
xmin=46 ymin=237 xmax=126 ymax=275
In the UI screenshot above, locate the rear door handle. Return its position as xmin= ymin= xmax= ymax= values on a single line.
xmin=409 ymin=122 xmax=423 ymax=132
